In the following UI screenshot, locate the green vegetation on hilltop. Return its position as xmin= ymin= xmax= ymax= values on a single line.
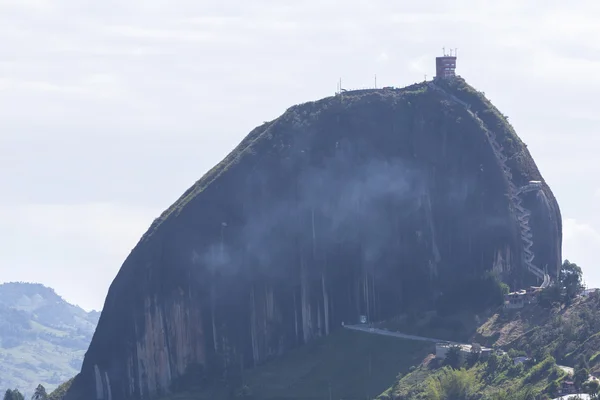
xmin=511 ymin=289 xmax=600 ymax=375
xmin=435 ymin=77 xmax=524 ymax=153
xmin=47 ymin=378 xmax=74 ymax=400
xmin=436 ymin=77 xmax=544 ymax=187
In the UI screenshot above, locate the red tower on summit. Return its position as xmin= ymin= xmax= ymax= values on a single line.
xmin=436 ymin=48 xmax=457 ymax=79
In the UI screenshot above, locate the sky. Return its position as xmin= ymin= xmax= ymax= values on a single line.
xmin=0 ymin=0 xmax=599 ymax=311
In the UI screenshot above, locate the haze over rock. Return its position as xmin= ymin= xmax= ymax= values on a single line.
xmin=65 ymin=77 xmax=562 ymax=400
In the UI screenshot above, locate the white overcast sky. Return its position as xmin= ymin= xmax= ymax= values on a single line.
xmin=1 ymin=0 xmax=599 ymax=311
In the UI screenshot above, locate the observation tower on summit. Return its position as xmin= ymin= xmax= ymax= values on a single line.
xmin=435 ymin=48 xmax=457 ymax=79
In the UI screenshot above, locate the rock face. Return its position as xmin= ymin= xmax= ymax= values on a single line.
xmin=65 ymin=78 xmax=562 ymax=400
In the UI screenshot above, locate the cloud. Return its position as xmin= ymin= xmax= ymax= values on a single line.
xmin=376 ymin=52 xmax=389 ymax=64
xmin=103 ymin=25 xmax=219 ymax=42
xmin=563 ymin=218 xmax=600 ymax=287
xmin=6 ymin=203 xmax=157 ymax=253
xmin=0 ymin=0 xmax=599 ymax=309
xmin=0 ymin=202 xmax=160 ymax=310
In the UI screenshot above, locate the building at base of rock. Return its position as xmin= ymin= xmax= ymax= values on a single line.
xmin=435 ymin=342 xmax=492 ymax=360
xmin=504 ymin=287 xmax=541 ymax=309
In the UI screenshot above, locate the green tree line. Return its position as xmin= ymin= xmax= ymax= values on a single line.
xmin=3 ymin=385 xmax=48 ymax=400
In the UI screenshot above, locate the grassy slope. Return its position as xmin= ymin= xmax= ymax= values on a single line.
xmin=473 ymin=292 xmax=600 ymax=373
xmin=379 ymin=354 xmax=564 ymax=399
xmin=376 ymin=293 xmax=600 ymax=398
xmin=48 ymin=378 xmax=75 ymax=400
xmin=162 ymin=329 xmax=431 ymax=400
xmin=505 ymin=293 xmax=600 ymax=374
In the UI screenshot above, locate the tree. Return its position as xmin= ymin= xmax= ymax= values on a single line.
xmin=444 ymin=346 xmax=463 ymax=369
xmin=547 ymin=380 xmax=560 ymax=398
xmin=424 ymin=368 xmax=476 ymax=400
xmin=488 ymin=388 xmax=542 ymax=400
xmin=538 ymin=284 xmax=563 ymax=308
xmin=515 ymin=386 xmax=537 ymax=400
xmin=533 ymin=347 xmax=550 ymax=364
xmin=3 ymin=390 xmax=24 ymax=400
xmin=540 ymin=260 xmax=584 ymax=308
xmin=486 ymin=353 xmax=499 ymax=375
xmin=466 ymin=347 xmax=480 ymax=366
xmin=32 ymin=385 xmax=48 ymax=400
xmin=574 ymin=367 xmax=590 ymax=389
xmin=488 ymin=390 xmax=510 ymax=400
xmin=560 ymin=260 xmax=583 ymax=302
xmin=583 ymin=380 xmax=600 ymax=398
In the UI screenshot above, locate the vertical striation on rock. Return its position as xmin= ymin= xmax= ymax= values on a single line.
xmin=66 ymin=78 xmax=562 ymax=400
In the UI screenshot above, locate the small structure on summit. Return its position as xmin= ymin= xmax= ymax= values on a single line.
xmin=436 ymin=48 xmax=457 ymax=79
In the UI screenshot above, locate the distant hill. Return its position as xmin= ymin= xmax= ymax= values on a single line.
xmin=0 ymin=282 xmax=99 ymax=396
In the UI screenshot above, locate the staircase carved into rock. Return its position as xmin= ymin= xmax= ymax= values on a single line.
xmin=427 ymin=81 xmax=550 ymax=288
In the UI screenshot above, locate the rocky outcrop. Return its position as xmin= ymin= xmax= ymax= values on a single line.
xmin=65 ymin=78 xmax=562 ymax=400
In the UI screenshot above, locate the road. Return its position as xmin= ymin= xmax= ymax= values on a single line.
xmin=343 ymin=324 xmax=463 ymax=346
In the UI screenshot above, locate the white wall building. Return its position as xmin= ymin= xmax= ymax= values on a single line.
xmin=435 ymin=342 xmax=492 ymax=360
